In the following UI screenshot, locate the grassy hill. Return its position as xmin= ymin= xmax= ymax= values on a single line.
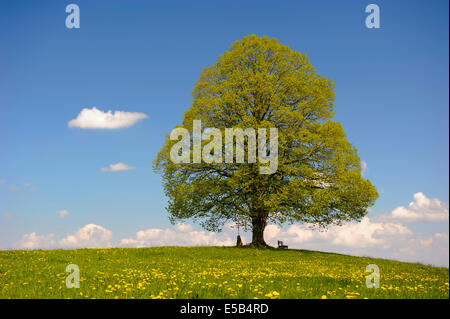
xmin=0 ymin=246 xmax=448 ymax=299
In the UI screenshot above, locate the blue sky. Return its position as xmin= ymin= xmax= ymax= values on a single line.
xmin=0 ymin=0 xmax=448 ymax=266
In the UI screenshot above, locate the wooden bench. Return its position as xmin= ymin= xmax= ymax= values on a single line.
xmin=277 ymin=240 xmax=288 ymax=249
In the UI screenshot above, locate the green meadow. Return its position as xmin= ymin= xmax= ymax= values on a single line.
xmin=0 ymin=247 xmax=448 ymax=299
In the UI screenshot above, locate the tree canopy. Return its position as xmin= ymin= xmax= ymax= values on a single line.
xmin=154 ymin=35 xmax=378 ymax=247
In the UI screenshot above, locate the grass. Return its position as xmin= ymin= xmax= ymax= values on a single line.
xmin=0 ymin=246 xmax=448 ymax=299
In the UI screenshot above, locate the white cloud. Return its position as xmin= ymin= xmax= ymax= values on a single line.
xmin=420 ymin=237 xmax=433 ymax=247
xmin=0 ymin=178 xmax=5 ymax=184
xmin=390 ymin=232 xmax=449 ymax=266
xmin=264 ymin=217 xmax=412 ymax=249
xmin=120 ymin=223 xmax=234 ymax=247
xmin=361 ymin=160 xmax=368 ymax=176
xmin=8 ymin=185 xmax=18 ymax=191
xmin=11 ymin=209 xmax=449 ymax=267
xmin=434 ymin=232 xmax=449 ymax=241
xmin=59 ymin=224 xmax=113 ymax=248
xmin=389 ymin=192 xmax=448 ymax=222
xmin=68 ymin=107 xmax=148 ymax=129
xmin=14 ymin=224 xmax=113 ymax=250
xmin=16 ymin=232 xmax=56 ymax=249
xmin=58 ymin=210 xmax=69 ymax=218
xmin=101 ymin=162 xmax=136 ymax=172
xmin=262 ymin=220 xmax=449 ymax=266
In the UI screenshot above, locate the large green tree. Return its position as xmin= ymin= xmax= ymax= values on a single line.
xmin=154 ymin=35 xmax=378 ymax=247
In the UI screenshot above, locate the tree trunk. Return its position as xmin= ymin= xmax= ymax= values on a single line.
xmin=250 ymin=216 xmax=269 ymax=247
xmin=236 ymin=235 xmax=243 ymax=247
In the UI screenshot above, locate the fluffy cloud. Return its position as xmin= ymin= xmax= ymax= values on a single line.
xmin=15 ymin=224 xmax=113 ymax=249
xmin=264 ymin=217 xmax=412 ymax=249
xmin=14 ymin=223 xmax=234 ymax=250
xmin=120 ymin=223 xmax=234 ymax=247
xmin=58 ymin=210 xmax=69 ymax=218
xmin=101 ymin=162 xmax=136 ymax=172
xmin=68 ymin=107 xmax=148 ymax=129
xmin=16 ymin=232 xmax=56 ymax=249
xmin=361 ymin=160 xmax=368 ymax=176
xmin=389 ymin=192 xmax=448 ymax=222
xmin=390 ymin=233 xmax=449 ymax=266
xmin=262 ymin=220 xmax=449 ymax=266
xmin=59 ymin=224 xmax=113 ymax=248
xmin=260 ymin=193 xmax=448 ymax=266
xmin=11 ymin=203 xmax=449 ymax=267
